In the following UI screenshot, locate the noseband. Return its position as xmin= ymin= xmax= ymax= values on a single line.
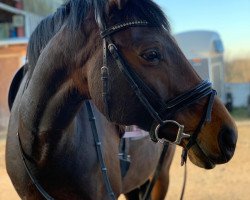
xmin=99 ymin=20 xmax=216 ymax=154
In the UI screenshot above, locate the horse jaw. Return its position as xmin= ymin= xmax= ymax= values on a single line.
xmin=187 ymin=143 xmax=216 ymax=169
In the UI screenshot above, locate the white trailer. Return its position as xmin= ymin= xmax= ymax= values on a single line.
xmin=174 ymin=30 xmax=226 ymax=103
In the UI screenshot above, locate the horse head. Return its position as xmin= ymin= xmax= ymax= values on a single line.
xmin=85 ymin=0 xmax=237 ymax=169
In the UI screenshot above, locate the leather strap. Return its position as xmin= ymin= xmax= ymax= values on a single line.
xmin=17 ymin=101 xmax=117 ymax=200
xmin=101 ymin=21 xmax=149 ymax=38
xmin=142 ymin=142 xmax=169 ymax=200
xmin=101 ymin=38 xmax=111 ymax=120
xmin=186 ymin=90 xmax=216 ymax=151
xmin=17 ymin=132 xmax=55 ymax=200
xmin=85 ymin=101 xmax=116 ymax=200
xmin=179 ymin=161 xmax=188 ymax=200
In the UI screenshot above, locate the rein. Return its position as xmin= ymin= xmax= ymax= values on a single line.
xmin=85 ymin=101 xmax=116 ymax=200
xmin=17 ymin=132 xmax=55 ymax=200
xmin=142 ymin=142 xmax=169 ymax=200
xmin=17 ymin=101 xmax=171 ymax=200
xmin=16 ymin=101 xmax=116 ymax=200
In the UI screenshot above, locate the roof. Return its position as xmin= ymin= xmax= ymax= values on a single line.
xmin=174 ymin=30 xmax=224 ymax=59
xmin=0 ymin=2 xmax=27 ymax=15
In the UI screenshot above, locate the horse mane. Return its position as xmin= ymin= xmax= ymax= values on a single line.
xmin=26 ymin=0 xmax=170 ymax=72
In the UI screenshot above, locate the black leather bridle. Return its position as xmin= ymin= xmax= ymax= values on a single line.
xmin=99 ymin=20 xmax=216 ymax=150
xmin=17 ymin=19 xmax=216 ymax=200
xmin=98 ymin=20 xmax=216 ymax=200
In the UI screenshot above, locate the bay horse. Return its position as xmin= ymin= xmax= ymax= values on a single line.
xmin=6 ymin=0 xmax=237 ymax=200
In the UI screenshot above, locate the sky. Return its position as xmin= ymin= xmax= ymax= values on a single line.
xmin=155 ymin=0 xmax=250 ymax=60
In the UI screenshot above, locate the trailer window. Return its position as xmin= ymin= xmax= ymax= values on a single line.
xmin=214 ymin=40 xmax=224 ymax=53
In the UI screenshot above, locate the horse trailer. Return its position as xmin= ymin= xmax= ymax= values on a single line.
xmin=174 ymin=30 xmax=226 ymax=104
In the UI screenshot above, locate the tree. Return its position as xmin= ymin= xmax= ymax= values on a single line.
xmin=225 ymin=59 xmax=250 ymax=83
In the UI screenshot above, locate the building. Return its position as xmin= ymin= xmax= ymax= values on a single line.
xmin=0 ymin=0 xmax=62 ymax=39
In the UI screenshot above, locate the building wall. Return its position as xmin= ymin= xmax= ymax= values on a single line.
xmin=0 ymin=44 xmax=26 ymax=129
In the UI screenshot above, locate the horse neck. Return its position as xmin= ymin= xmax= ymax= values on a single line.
xmin=18 ymin=18 xmax=101 ymax=163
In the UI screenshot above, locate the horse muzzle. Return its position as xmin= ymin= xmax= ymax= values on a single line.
xmin=217 ymin=125 xmax=237 ymax=163
xmin=187 ymin=123 xmax=237 ymax=169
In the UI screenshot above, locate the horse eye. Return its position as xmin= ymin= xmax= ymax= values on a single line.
xmin=141 ymin=50 xmax=161 ymax=63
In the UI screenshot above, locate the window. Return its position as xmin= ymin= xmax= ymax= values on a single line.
xmin=213 ymin=40 xmax=224 ymax=53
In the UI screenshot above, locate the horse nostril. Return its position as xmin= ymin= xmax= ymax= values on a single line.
xmin=218 ymin=126 xmax=237 ymax=161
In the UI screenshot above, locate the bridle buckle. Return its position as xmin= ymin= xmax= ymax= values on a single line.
xmin=155 ymin=120 xmax=190 ymax=145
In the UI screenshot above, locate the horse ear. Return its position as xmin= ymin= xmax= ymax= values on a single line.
xmin=108 ymin=0 xmax=128 ymax=11
xmin=117 ymin=0 xmax=128 ymax=9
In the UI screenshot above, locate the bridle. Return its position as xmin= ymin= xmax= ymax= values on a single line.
xmin=99 ymin=20 xmax=216 ymax=155
xmin=98 ymin=20 xmax=216 ymax=200
xmin=17 ymin=18 xmax=216 ymax=200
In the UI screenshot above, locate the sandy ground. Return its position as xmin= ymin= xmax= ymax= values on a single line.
xmin=1 ymin=120 xmax=249 ymax=200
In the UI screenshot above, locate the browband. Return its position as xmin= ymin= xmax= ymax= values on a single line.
xmin=101 ymin=20 xmax=149 ymax=38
